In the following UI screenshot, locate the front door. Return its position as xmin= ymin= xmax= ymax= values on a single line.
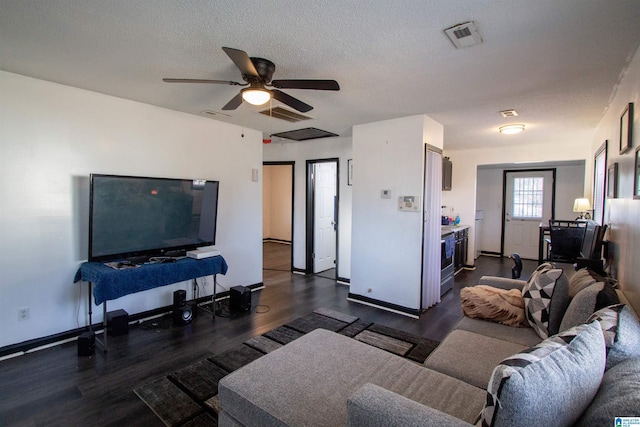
xmin=504 ymin=170 xmax=554 ymax=260
xmin=313 ymin=162 xmax=337 ymax=273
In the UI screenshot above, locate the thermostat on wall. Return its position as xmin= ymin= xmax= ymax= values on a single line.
xmin=398 ymin=196 xmax=419 ymax=212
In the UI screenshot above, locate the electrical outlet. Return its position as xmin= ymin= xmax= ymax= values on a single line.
xmin=18 ymin=307 xmax=29 ymax=321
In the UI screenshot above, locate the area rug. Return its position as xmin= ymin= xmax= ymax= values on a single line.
xmin=134 ymin=307 xmax=440 ymax=426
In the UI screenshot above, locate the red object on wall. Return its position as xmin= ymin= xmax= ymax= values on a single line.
xmin=263 ymin=139 xmax=272 ymax=144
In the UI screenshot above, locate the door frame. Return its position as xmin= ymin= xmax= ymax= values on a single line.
xmin=305 ymin=158 xmax=340 ymax=275
xmin=500 ymin=168 xmax=556 ymax=258
xmin=263 ymin=161 xmax=295 ymax=271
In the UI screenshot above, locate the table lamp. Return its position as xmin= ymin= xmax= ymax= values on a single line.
xmin=573 ymin=198 xmax=592 ymax=220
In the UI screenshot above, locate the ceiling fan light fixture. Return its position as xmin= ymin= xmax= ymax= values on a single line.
xmin=242 ymin=88 xmax=271 ymax=105
xmin=499 ymin=124 xmax=525 ymax=135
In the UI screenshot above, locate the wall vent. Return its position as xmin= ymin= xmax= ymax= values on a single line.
xmin=499 ymin=109 xmax=519 ymax=118
xmin=259 ymin=106 xmax=314 ymax=123
xmin=444 ymin=21 xmax=482 ymax=49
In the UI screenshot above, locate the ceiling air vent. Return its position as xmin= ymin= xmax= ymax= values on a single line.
xmin=200 ymin=110 xmax=230 ymax=118
xmin=259 ymin=106 xmax=314 ymax=123
xmin=499 ymin=109 xmax=519 ymax=118
xmin=271 ymin=127 xmax=338 ymax=141
xmin=444 ymin=21 xmax=482 ymax=49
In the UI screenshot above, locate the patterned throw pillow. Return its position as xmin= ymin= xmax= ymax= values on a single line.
xmin=481 ymin=321 xmax=605 ymax=427
xmin=521 ymin=264 xmax=570 ymax=338
xmin=587 ymin=304 xmax=640 ymax=369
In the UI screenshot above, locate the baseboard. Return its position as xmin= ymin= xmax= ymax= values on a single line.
xmin=337 ymin=277 xmax=350 ymax=285
xmin=262 ymin=238 xmax=292 ymax=244
xmin=292 ymin=267 xmax=307 ymax=275
xmin=0 ymin=281 xmax=265 ymax=359
xmin=347 ymin=293 xmax=420 ymax=319
xmin=481 ymin=251 xmax=502 ymax=257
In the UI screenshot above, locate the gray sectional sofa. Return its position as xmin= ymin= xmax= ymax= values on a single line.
xmin=218 ymin=266 xmax=640 ymax=426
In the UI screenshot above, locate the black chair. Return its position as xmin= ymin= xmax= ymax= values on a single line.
xmin=547 ymin=220 xmax=587 ymax=264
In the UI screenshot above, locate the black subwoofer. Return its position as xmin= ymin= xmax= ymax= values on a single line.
xmin=173 ymin=302 xmax=196 ymax=325
xmin=106 ymin=309 xmax=129 ymax=336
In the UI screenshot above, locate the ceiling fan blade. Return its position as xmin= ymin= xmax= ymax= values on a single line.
xmin=271 ymin=89 xmax=313 ymax=113
xmin=163 ymin=78 xmax=245 ymax=85
xmin=271 ymin=79 xmax=340 ymax=91
xmin=222 ymin=47 xmax=260 ymax=77
xmin=221 ymin=92 xmax=243 ymax=110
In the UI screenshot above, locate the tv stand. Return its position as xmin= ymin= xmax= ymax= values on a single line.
xmin=74 ymin=256 xmax=228 ymax=352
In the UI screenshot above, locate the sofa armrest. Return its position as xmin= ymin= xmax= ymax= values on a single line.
xmin=347 ymin=383 xmax=473 ymax=427
xmin=477 ymin=275 xmax=526 ymax=291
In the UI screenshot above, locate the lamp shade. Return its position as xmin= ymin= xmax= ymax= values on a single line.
xmin=241 ymin=88 xmax=271 ymax=106
xmin=573 ymin=198 xmax=591 ymax=213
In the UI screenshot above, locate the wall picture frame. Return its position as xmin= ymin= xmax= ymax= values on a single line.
xmin=347 ymin=159 xmax=353 ymax=186
xmin=634 ymin=147 xmax=640 ymax=200
xmin=607 ymin=162 xmax=618 ymax=198
xmin=620 ymin=102 xmax=634 ymax=154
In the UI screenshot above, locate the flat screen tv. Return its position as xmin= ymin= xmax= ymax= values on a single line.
xmin=89 ymin=174 xmax=219 ymax=262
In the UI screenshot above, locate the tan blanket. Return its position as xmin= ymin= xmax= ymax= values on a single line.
xmin=460 ymin=285 xmax=528 ymax=327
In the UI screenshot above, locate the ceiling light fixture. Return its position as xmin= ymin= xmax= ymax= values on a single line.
xmin=499 ymin=124 xmax=525 ymax=135
xmin=242 ymin=88 xmax=271 ymax=106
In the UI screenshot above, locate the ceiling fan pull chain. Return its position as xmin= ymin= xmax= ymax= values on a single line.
xmin=241 ymin=100 xmax=245 ymax=138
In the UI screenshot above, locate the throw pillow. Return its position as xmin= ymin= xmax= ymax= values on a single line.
xmin=481 ymin=321 xmax=605 ymax=427
xmin=460 ymin=285 xmax=527 ymax=327
xmin=559 ymin=282 xmax=620 ymax=332
xmin=522 ymin=265 xmax=570 ymax=338
xmin=587 ymin=304 xmax=640 ymax=369
xmin=575 ymin=357 xmax=640 ymax=427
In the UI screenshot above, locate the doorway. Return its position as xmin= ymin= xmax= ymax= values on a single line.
xmin=502 ymin=169 xmax=556 ymax=260
xmin=305 ymin=159 xmax=339 ymax=278
xmin=263 ymin=162 xmax=294 ymax=272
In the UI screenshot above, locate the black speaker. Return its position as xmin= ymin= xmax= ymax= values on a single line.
xmin=173 ymin=289 xmax=186 ymax=308
xmin=230 ymin=285 xmax=251 ymax=313
xmin=106 ymin=309 xmax=129 ymax=336
xmin=173 ymin=302 xmax=196 ymax=325
xmin=78 ymin=331 xmax=95 ymax=357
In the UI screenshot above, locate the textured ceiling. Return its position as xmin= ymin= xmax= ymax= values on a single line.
xmin=1 ymin=0 xmax=640 ymax=149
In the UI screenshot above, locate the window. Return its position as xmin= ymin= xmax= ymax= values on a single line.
xmin=512 ymin=177 xmax=544 ymax=219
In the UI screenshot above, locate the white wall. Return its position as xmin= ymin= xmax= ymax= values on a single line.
xmin=476 ymin=162 xmax=585 ymax=254
xmin=351 ymin=115 xmax=443 ymax=311
xmin=263 ymin=137 xmax=352 ymax=279
xmin=591 ymin=45 xmax=640 ymax=314
xmin=0 ymin=71 xmax=263 ymax=349
xmin=442 ymin=136 xmax=594 ymax=266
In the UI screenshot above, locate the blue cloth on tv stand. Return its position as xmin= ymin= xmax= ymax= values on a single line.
xmin=74 ymin=256 xmax=228 ymax=305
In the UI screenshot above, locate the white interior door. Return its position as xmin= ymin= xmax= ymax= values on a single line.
xmin=313 ymin=162 xmax=337 ymax=273
xmin=504 ymin=170 xmax=553 ymax=260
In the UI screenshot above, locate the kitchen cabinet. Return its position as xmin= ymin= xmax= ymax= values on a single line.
xmin=454 ymin=227 xmax=469 ymax=272
xmin=442 ymin=157 xmax=452 ymax=191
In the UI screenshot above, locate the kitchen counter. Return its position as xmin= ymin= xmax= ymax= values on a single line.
xmin=441 ymin=224 xmax=469 ymax=236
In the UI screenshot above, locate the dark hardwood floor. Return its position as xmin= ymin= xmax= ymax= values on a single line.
xmin=0 ymin=245 xmax=538 ymax=426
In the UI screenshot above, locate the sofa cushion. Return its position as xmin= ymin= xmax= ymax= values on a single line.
xmin=481 ymin=321 xmax=605 ymax=427
xmin=521 ymin=263 xmax=570 ymax=338
xmin=454 ymin=317 xmax=541 ymax=347
xmin=559 ymin=282 xmax=619 ymax=332
xmin=575 ymin=357 xmax=640 ymax=426
xmin=568 ymin=267 xmax=604 ymax=297
xmin=424 ymin=330 xmax=528 ymax=389
xmin=218 ymin=329 xmax=486 ymax=426
xmin=587 ymin=304 xmax=640 ymax=369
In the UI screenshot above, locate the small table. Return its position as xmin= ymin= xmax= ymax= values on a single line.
xmin=74 ymin=256 xmax=228 ymax=351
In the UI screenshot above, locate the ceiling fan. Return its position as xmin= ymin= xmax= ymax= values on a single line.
xmin=163 ymin=47 xmax=340 ymax=113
